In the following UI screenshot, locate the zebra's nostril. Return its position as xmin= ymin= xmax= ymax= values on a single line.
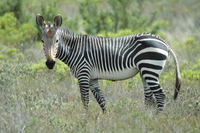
xmin=45 ymin=60 xmax=55 ymax=69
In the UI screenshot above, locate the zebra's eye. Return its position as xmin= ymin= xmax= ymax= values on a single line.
xmin=56 ymin=40 xmax=59 ymax=43
xmin=41 ymin=39 xmax=44 ymax=43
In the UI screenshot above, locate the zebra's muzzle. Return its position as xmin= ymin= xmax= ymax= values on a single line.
xmin=46 ymin=60 xmax=55 ymax=69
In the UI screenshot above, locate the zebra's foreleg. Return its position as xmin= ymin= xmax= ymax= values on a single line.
xmin=89 ymin=79 xmax=106 ymax=113
xmin=78 ymin=77 xmax=90 ymax=112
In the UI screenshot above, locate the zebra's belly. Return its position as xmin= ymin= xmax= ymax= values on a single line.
xmin=90 ymin=67 xmax=139 ymax=81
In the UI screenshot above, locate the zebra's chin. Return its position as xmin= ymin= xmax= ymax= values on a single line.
xmin=45 ymin=60 xmax=55 ymax=69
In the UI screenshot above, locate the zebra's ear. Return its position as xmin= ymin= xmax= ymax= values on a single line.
xmin=54 ymin=14 xmax=62 ymax=29
xmin=36 ymin=14 xmax=46 ymax=30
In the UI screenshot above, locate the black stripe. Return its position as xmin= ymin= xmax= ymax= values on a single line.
xmin=118 ymin=55 xmax=123 ymax=70
xmin=141 ymin=40 xmax=168 ymax=51
xmin=138 ymin=63 xmax=162 ymax=70
xmin=134 ymin=52 xmax=167 ymax=64
xmin=144 ymin=77 xmax=158 ymax=82
xmin=148 ymin=82 xmax=158 ymax=86
xmin=141 ymin=70 xmax=159 ymax=77
xmin=150 ymin=85 xmax=161 ymax=91
xmin=100 ymin=47 xmax=106 ymax=71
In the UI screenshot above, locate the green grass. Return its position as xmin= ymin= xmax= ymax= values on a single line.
xmin=0 ymin=0 xmax=200 ymax=132
xmin=0 ymin=59 xmax=199 ymax=133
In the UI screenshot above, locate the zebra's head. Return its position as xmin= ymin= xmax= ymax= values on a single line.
xmin=36 ymin=14 xmax=62 ymax=69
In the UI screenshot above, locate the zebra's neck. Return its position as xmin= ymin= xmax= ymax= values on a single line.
xmin=55 ymin=28 xmax=85 ymax=69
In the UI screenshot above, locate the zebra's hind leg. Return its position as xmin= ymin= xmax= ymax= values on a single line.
xmin=147 ymin=79 xmax=166 ymax=112
xmin=152 ymin=84 xmax=166 ymax=112
xmin=141 ymin=74 xmax=166 ymax=112
xmin=89 ymin=79 xmax=106 ymax=113
xmin=140 ymin=75 xmax=155 ymax=107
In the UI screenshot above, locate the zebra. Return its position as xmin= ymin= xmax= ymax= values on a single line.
xmin=36 ymin=14 xmax=181 ymax=113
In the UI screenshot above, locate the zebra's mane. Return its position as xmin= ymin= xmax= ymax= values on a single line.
xmin=58 ymin=27 xmax=76 ymax=35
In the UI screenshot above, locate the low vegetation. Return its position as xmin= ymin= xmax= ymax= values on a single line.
xmin=0 ymin=0 xmax=199 ymax=132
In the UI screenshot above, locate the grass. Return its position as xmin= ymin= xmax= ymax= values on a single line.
xmin=0 ymin=58 xmax=199 ymax=133
xmin=1 ymin=0 xmax=200 ymax=132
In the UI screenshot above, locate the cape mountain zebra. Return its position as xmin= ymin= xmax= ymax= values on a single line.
xmin=36 ymin=14 xmax=181 ymax=113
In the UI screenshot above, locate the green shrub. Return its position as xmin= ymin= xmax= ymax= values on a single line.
xmin=0 ymin=12 xmax=37 ymax=62
xmin=172 ymin=37 xmax=200 ymax=63
xmin=79 ymin=0 xmax=168 ymax=35
xmin=163 ymin=58 xmax=200 ymax=81
xmin=30 ymin=60 xmax=47 ymax=73
xmin=0 ymin=0 xmax=22 ymax=21
xmin=181 ymin=58 xmax=200 ymax=81
xmin=99 ymin=29 xmax=136 ymax=38
xmin=192 ymin=58 xmax=200 ymax=70
xmin=0 ymin=12 xmax=37 ymax=46
xmin=181 ymin=70 xmax=200 ymax=81
xmin=79 ymin=0 xmax=110 ymax=34
xmin=0 ymin=62 xmax=31 ymax=90
xmin=0 ymin=48 xmax=24 ymax=62
xmin=30 ymin=60 xmax=70 ymax=81
xmin=54 ymin=61 xmax=70 ymax=77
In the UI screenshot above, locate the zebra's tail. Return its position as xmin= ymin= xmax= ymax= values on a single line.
xmin=169 ymin=48 xmax=181 ymax=100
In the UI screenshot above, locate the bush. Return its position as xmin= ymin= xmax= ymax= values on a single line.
xmin=30 ymin=60 xmax=70 ymax=81
xmin=0 ymin=48 xmax=24 ymax=61
xmin=0 ymin=12 xmax=37 ymax=62
xmin=163 ymin=58 xmax=200 ymax=82
xmin=181 ymin=58 xmax=200 ymax=81
xmin=172 ymin=37 xmax=200 ymax=64
xmin=79 ymin=0 xmax=168 ymax=35
xmin=0 ymin=12 xmax=37 ymax=46
xmin=0 ymin=0 xmax=22 ymax=21
xmin=79 ymin=0 xmax=111 ymax=34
